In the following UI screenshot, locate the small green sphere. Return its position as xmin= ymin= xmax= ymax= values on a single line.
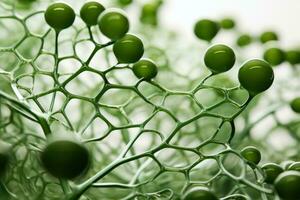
xmin=274 ymin=171 xmax=300 ymax=200
xmin=220 ymin=18 xmax=235 ymax=29
xmin=118 ymin=0 xmax=133 ymax=6
xmin=262 ymin=163 xmax=284 ymax=184
xmin=290 ymin=97 xmax=300 ymax=113
xmin=80 ymin=1 xmax=105 ymax=26
xmin=204 ymin=44 xmax=236 ymax=74
xmin=236 ymin=34 xmax=252 ymax=47
xmin=260 ymin=31 xmax=279 ymax=44
xmin=133 ymin=59 xmax=158 ymax=80
xmin=238 ymin=59 xmax=274 ymax=95
xmin=194 ymin=19 xmax=220 ymax=42
xmin=285 ymin=50 xmax=300 ymax=65
xmin=241 ymin=146 xmax=261 ymax=165
xmin=98 ymin=8 xmax=129 ymax=40
xmin=140 ymin=3 xmax=159 ymax=26
xmin=183 ymin=187 xmax=218 ymax=200
xmin=263 ymin=47 xmax=285 ymax=66
xmin=44 ymin=2 xmax=75 ymax=31
xmin=41 ymin=139 xmax=90 ymax=179
xmin=113 ymin=34 xmax=144 ymax=63
xmin=288 ymin=162 xmax=300 ymax=172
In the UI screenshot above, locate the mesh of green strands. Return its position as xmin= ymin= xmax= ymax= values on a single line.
xmin=0 ymin=1 xmax=292 ymax=200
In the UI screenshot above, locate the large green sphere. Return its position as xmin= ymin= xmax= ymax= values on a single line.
xmin=220 ymin=18 xmax=235 ymax=29
xmin=262 ymin=163 xmax=284 ymax=184
xmin=285 ymin=50 xmax=300 ymax=65
xmin=133 ymin=59 xmax=158 ymax=80
xmin=183 ymin=187 xmax=218 ymax=200
xmin=98 ymin=8 xmax=129 ymax=40
xmin=204 ymin=44 xmax=236 ymax=74
xmin=263 ymin=47 xmax=285 ymax=66
xmin=194 ymin=19 xmax=220 ymax=42
xmin=113 ymin=34 xmax=144 ymax=63
xmin=274 ymin=171 xmax=300 ymax=200
xmin=41 ymin=139 xmax=90 ymax=179
xmin=44 ymin=2 xmax=75 ymax=31
xmin=260 ymin=31 xmax=278 ymax=44
xmin=290 ymin=97 xmax=300 ymax=113
xmin=241 ymin=146 xmax=261 ymax=165
xmin=236 ymin=34 xmax=252 ymax=47
xmin=238 ymin=59 xmax=274 ymax=95
xmin=80 ymin=1 xmax=105 ymax=26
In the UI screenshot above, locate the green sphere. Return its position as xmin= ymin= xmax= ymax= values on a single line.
xmin=183 ymin=187 xmax=218 ymax=200
xmin=133 ymin=59 xmax=158 ymax=80
xmin=113 ymin=34 xmax=144 ymax=63
xmin=220 ymin=18 xmax=235 ymax=29
xmin=290 ymin=97 xmax=300 ymax=113
xmin=274 ymin=171 xmax=300 ymax=200
xmin=285 ymin=50 xmax=300 ymax=65
xmin=41 ymin=139 xmax=90 ymax=179
xmin=118 ymin=0 xmax=133 ymax=6
xmin=204 ymin=44 xmax=236 ymax=74
xmin=241 ymin=146 xmax=261 ymax=165
xmin=98 ymin=8 xmax=129 ymax=40
xmin=260 ymin=31 xmax=278 ymax=44
xmin=194 ymin=19 xmax=220 ymax=42
xmin=140 ymin=3 xmax=159 ymax=26
xmin=288 ymin=162 xmax=300 ymax=172
xmin=262 ymin=163 xmax=284 ymax=184
xmin=44 ymin=2 xmax=75 ymax=31
xmin=80 ymin=1 xmax=105 ymax=26
xmin=236 ymin=34 xmax=252 ymax=47
xmin=238 ymin=59 xmax=274 ymax=95
xmin=263 ymin=47 xmax=285 ymax=66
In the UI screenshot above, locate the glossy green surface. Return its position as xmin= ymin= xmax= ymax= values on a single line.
xmin=290 ymin=97 xmax=300 ymax=113
xmin=238 ymin=59 xmax=274 ymax=95
xmin=241 ymin=146 xmax=261 ymax=165
xmin=274 ymin=171 xmax=300 ymax=200
xmin=220 ymin=18 xmax=235 ymax=29
xmin=80 ymin=1 xmax=105 ymax=26
xmin=288 ymin=162 xmax=300 ymax=172
xmin=204 ymin=44 xmax=236 ymax=74
xmin=98 ymin=8 xmax=129 ymax=40
xmin=285 ymin=50 xmax=300 ymax=65
xmin=44 ymin=2 xmax=75 ymax=31
xmin=263 ymin=47 xmax=285 ymax=66
xmin=260 ymin=31 xmax=278 ymax=44
xmin=113 ymin=34 xmax=144 ymax=63
xmin=262 ymin=163 xmax=284 ymax=184
xmin=41 ymin=140 xmax=90 ymax=179
xmin=236 ymin=34 xmax=252 ymax=47
xmin=183 ymin=187 xmax=218 ymax=200
xmin=194 ymin=19 xmax=220 ymax=42
xmin=133 ymin=59 xmax=158 ymax=80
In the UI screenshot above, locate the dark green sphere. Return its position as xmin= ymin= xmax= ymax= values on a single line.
xmin=262 ymin=163 xmax=284 ymax=184
xmin=220 ymin=18 xmax=235 ymax=29
xmin=260 ymin=31 xmax=278 ymax=44
xmin=238 ymin=59 xmax=274 ymax=95
xmin=204 ymin=44 xmax=236 ymax=74
xmin=0 ymin=142 xmax=10 ymax=178
xmin=288 ymin=162 xmax=300 ymax=172
xmin=290 ymin=97 xmax=300 ymax=113
xmin=183 ymin=187 xmax=218 ymax=200
xmin=236 ymin=34 xmax=252 ymax=47
xmin=41 ymin=139 xmax=90 ymax=179
xmin=274 ymin=171 xmax=300 ymax=200
xmin=263 ymin=47 xmax=285 ymax=66
xmin=194 ymin=19 xmax=220 ymax=42
xmin=113 ymin=34 xmax=144 ymax=63
xmin=285 ymin=50 xmax=300 ymax=65
xmin=80 ymin=1 xmax=105 ymax=26
xmin=133 ymin=59 xmax=158 ymax=80
xmin=241 ymin=146 xmax=261 ymax=165
xmin=44 ymin=2 xmax=75 ymax=31
xmin=98 ymin=8 xmax=129 ymax=40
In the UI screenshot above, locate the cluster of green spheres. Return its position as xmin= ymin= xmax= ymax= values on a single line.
xmin=41 ymin=138 xmax=90 ymax=179
xmin=183 ymin=187 xmax=218 ymax=200
xmin=241 ymin=146 xmax=261 ymax=165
